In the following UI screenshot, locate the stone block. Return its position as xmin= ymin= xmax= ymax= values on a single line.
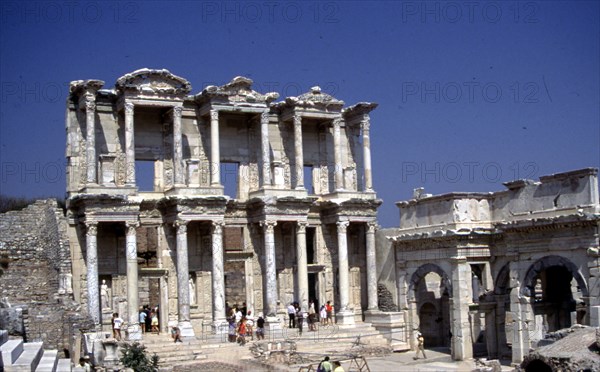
xmin=0 ymin=339 xmax=23 ymax=365
xmin=589 ymin=306 xmax=600 ymax=327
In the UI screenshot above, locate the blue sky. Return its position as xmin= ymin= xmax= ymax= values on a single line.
xmin=1 ymin=1 xmax=598 ymax=227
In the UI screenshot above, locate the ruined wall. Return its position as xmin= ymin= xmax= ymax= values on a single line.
xmin=0 ymin=199 xmax=91 ymax=357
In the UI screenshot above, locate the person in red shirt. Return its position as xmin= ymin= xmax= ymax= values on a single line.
xmin=325 ymin=301 xmax=333 ymax=325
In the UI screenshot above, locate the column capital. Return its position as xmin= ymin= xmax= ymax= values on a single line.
xmin=293 ymin=114 xmax=302 ymax=125
xmin=85 ymin=98 xmax=96 ymax=112
xmin=367 ymin=221 xmax=378 ymax=232
xmin=85 ymin=222 xmax=98 ymax=236
xmin=297 ymin=221 xmax=308 ymax=233
xmin=173 ymin=106 xmax=183 ymax=118
xmin=261 ymin=110 xmax=270 ymax=123
xmin=174 ymin=220 xmax=189 ymax=234
xmin=336 ymin=220 xmax=350 ymax=233
xmin=125 ymin=101 xmax=134 ymax=114
xmin=361 ymin=117 xmax=370 ymax=131
xmin=211 ymin=220 xmax=225 ymax=233
xmin=332 ymin=116 xmax=343 ymax=127
xmin=210 ymin=109 xmax=219 ymax=121
xmin=260 ymin=220 xmax=277 ymax=233
xmin=125 ymin=221 xmax=140 ymax=236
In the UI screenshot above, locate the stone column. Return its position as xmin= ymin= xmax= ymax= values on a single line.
xmin=450 ymin=257 xmax=473 ymax=360
xmin=260 ymin=110 xmax=272 ymax=187
xmin=261 ymin=220 xmax=278 ymax=316
xmin=85 ymin=97 xmax=97 ymax=184
xmin=361 ymin=116 xmax=373 ymax=191
xmin=509 ymin=260 xmax=531 ymax=364
xmin=175 ymin=220 xmax=194 ymax=336
xmin=366 ymin=221 xmax=378 ymax=310
xmin=85 ymin=222 xmax=100 ymax=325
xmin=172 ymin=106 xmax=184 ymax=186
xmin=210 ymin=109 xmax=220 ymax=186
xmin=587 ymin=250 xmax=600 ymax=326
xmin=333 ymin=118 xmax=344 ymax=191
xmin=125 ymin=221 xmax=141 ymax=340
xmin=296 ymin=221 xmax=309 ymax=310
xmin=336 ymin=220 xmax=354 ymax=324
xmin=293 ymin=114 xmax=304 ymax=189
xmin=211 ymin=221 xmax=226 ymax=325
xmin=124 ymin=102 xmax=136 ymax=185
xmin=485 ymin=307 xmax=498 ymax=358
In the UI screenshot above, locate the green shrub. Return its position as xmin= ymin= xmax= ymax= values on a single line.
xmin=119 ymin=342 xmax=159 ymax=372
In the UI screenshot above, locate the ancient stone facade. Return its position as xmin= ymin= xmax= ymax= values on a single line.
xmin=65 ymin=69 xmax=381 ymax=338
xmin=386 ymin=168 xmax=600 ymax=363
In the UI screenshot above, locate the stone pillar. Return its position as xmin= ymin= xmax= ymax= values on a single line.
xmin=361 ymin=116 xmax=373 ymax=191
xmin=296 ymin=221 xmax=309 ymax=310
xmin=366 ymin=221 xmax=378 ymax=310
xmin=336 ymin=221 xmax=354 ymax=325
xmin=85 ymin=222 xmax=100 ymax=325
xmin=293 ymin=114 xmax=304 ymax=189
xmin=124 ymin=102 xmax=136 ymax=185
xmin=333 ymin=118 xmax=344 ymax=191
xmin=261 ymin=220 xmax=278 ymax=316
xmin=485 ymin=307 xmax=498 ymax=358
xmin=125 ymin=221 xmax=141 ymax=340
xmin=172 ymin=106 xmax=184 ymax=186
xmin=588 ymin=250 xmax=600 ymax=326
xmin=450 ymin=257 xmax=473 ymax=360
xmin=509 ymin=260 xmax=530 ymax=364
xmin=260 ymin=110 xmax=272 ymax=187
xmin=210 ymin=109 xmax=220 ymax=186
xmin=85 ymin=97 xmax=97 ymax=184
xmin=175 ymin=220 xmax=194 ymax=336
xmin=211 ymin=221 xmax=226 ymax=325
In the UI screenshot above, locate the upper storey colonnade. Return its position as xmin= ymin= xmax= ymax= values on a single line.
xmin=67 ymin=69 xmax=377 ymax=200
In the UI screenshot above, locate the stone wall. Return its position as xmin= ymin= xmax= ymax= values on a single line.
xmin=0 ymin=199 xmax=91 ymax=357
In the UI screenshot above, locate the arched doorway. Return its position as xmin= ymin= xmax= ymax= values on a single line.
xmin=522 ymin=256 xmax=588 ymax=333
xmin=409 ymin=264 xmax=452 ymax=349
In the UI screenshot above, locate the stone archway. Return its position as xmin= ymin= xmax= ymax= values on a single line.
xmin=408 ymin=263 xmax=452 ymax=350
xmin=521 ymin=255 xmax=588 ymax=333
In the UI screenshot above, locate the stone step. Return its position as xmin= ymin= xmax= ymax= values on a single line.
xmin=6 ymin=341 xmax=44 ymax=372
xmin=35 ymin=349 xmax=58 ymax=372
xmin=1 ymin=339 xmax=24 ymax=365
xmin=55 ymin=359 xmax=71 ymax=372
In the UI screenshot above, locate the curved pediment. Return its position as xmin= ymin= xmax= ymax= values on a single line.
xmin=115 ymin=68 xmax=192 ymax=96
xmin=197 ymin=76 xmax=279 ymax=105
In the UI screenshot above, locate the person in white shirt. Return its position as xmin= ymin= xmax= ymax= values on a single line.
xmin=287 ymin=303 xmax=296 ymax=328
xmin=112 ymin=313 xmax=123 ymax=341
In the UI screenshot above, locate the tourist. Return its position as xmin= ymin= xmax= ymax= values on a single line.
xmin=78 ymin=357 xmax=91 ymax=372
xmin=287 ymin=302 xmax=296 ymax=328
xmin=332 ymin=361 xmax=344 ymax=372
xmin=151 ymin=312 xmax=159 ymax=334
xmin=320 ymin=305 xmax=327 ymax=325
xmin=256 ymin=313 xmax=265 ymax=340
xmin=237 ymin=317 xmax=248 ymax=345
xmin=144 ymin=305 xmax=152 ymax=332
xmin=246 ymin=310 xmax=254 ymax=340
xmin=325 ymin=301 xmax=333 ymax=325
xmin=235 ymin=307 xmax=243 ymax=324
xmin=308 ymin=301 xmax=316 ymax=331
xmin=228 ymin=318 xmax=237 ymax=342
xmin=317 ymin=356 xmax=332 ymax=372
xmin=413 ymin=330 xmax=427 ymax=359
xmin=296 ymin=307 xmax=305 ymax=335
xmin=171 ymin=325 xmax=182 ymax=343
xmin=112 ymin=313 xmax=123 ymax=341
xmin=138 ymin=307 xmax=147 ymax=334
xmin=241 ymin=302 xmax=247 ymax=316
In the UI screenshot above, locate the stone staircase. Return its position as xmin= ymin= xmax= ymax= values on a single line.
xmin=0 ymin=331 xmax=71 ymax=371
xmin=140 ymin=322 xmax=394 ymax=370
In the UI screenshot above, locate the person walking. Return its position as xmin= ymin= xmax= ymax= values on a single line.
xmin=256 ymin=313 xmax=265 ymax=340
xmin=332 ymin=361 xmax=345 ymax=372
xmin=413 ymin=330 xmax=427 ymax=359
xmin=296 ymin=307 xmax=305 ymax=335
xmin=287 ymin=302 xmax=296 ymax=328
xmin=112 ymin=313 xmax=123 ymax=341
xmin=317 ymin=356 xmax=332 ymax=372
xmin=138 ymin=307 xmax=147 ymax=334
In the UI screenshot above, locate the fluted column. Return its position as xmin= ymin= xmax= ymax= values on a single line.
xmin=366 ymin=221 xmax=378 ymax=310
xmin=362 ymin=116 xmax=373 ymax=191
xmin=85 ymin=222 xmax=99 ymax=325
xmin=333 ymin=118 xmax=344 ymax=191
xmin=210 ymin=109 xmax=220 ymax=186
xmin=175 ymin=220 xmax=195 ymax=336
xmin=211 ymin=221 xmax=226 ymax=323
xmin=261 ymin=220 xmax=278 ymax=316
xmin=337 ymin=221 xmax=350 ymax=311
xmin=260 ymin=110 xmax=272 ymax=187
xmin=85 ymin=96 xmax=97 ymax=184
xmin=124 ymin=102 xmax=136 ymax=185
xmin=296 ymin=221 xmax=309 ymax=310
xmin=173 ymin=106 xmax=184 ymax=186
xmin=293 ymin=114 xmax=304 ymax=189
xmin=126 ymin=221 xmax=141 ymax=340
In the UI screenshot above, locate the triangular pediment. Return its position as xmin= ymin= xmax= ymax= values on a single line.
xmin=116 ymin=68 xmax=192 ymax=96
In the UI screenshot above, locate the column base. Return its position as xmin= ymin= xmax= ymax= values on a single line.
xmin=336 ymin=310 xmax=355 ymax=325
xmin=363 ymin=309 xmax=382 ymax=323
xmin=127 ymin=324 xmax=143 ymax=341
xmin=178 ymin=321 xmax=195 ymax=337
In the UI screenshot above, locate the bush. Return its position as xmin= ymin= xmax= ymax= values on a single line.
xmin=119 ymin=342 xmax=159 ymax=372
